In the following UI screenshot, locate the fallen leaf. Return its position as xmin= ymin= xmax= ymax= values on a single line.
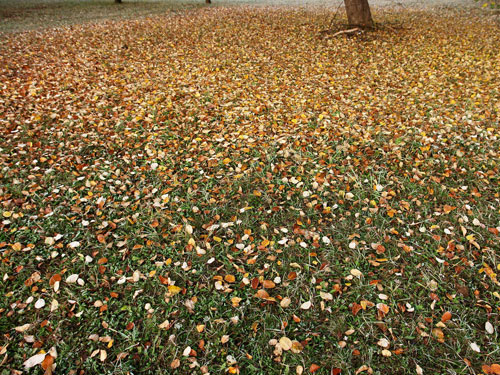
xmin=23 ymin=353 xmax=46 ymax=369
xmin=279 ymin=336 xmax=293 ymax=351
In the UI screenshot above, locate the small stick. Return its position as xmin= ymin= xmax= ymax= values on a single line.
xmin=329 ymin=27 xmax=360 ymax=38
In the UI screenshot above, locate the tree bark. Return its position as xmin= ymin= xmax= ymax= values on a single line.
xmin=115 ymin=0 xmax=122 ymax=3
xmin=344 ymin=0 xmax=373 ymax=28
xmin=205 ymin=0 xmax=211 ymax=3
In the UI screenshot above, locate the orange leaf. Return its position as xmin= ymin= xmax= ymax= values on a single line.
xmin=443 ymin=205 xmax=456 ymax=214
xmin=225 ymin=274 xmax=236 ymax=283
xmin=255 ymin=289 xmax=269 ymax=299
xmin=41 ymin=355 xmax=54 ymax=370
xmin=49 ymin=274 xmax=61 ymax=286
xmin=441 ymin=311 xmax=452 ymax=323
xmin=491 ymin=364 xmax=500 ymax=375
xmin=262 ymin=280 xmax=275 ymax=289
xmin=310 ymin=364 xmax=321 ymax=373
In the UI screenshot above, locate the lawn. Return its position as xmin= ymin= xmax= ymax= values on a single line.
xmin=0 ymin=4 xmax=499 ymax=375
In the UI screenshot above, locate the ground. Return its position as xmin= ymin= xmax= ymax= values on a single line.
xmin=0 ymin=2 xmax=499 ymax=375
xmin=0 ymin=0 xmax=476 ymax=33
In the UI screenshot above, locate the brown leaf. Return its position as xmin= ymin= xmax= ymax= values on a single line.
xmin=262 ymin=280 xmax=275 ymax=289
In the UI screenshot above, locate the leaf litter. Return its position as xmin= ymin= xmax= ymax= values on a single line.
xmin=0 ymin=5 xmax=499 ymax=375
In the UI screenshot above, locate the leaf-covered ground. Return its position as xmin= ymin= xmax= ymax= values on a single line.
xmin=0 ymin=7 xmax=499 ymax=375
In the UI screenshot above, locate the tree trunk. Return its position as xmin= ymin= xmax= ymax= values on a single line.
xmin=344 ymin=0 xmax=373 ymax=28
xmin=205 ymin=0 xmax=211 ymax=3
xmin=115 ymin=0 xmax=122 ymax=3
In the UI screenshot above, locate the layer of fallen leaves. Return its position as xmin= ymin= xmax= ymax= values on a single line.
xmin=0 ymin=6 xmax=499 ymax=375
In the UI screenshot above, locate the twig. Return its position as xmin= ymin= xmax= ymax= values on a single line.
xmin=324 ymin=27 xmax=360 ymax=39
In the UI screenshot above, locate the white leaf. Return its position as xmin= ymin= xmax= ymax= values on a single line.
xmin=34 ymin=299 xmax=45 ymax=309
xmin=319 ymin=291 xmax=333 ymax=301
xmin=349 ymin=241 xmax=357 ymax=249
xmin=300 ymin=301 xmax=311 ymax=310
xmin=416 ymin=364 xmax=423 ymax=375
xmin=350 ymin=269 xmax=363 ymax=277
xmin=280 ymin=297 xmax=291 ymax=308
xmin=132 ymin=271 xmax=140 ymax=282
xmin=23 ymin=353 xmax=46 ymax=369
xmin=377 ymin=338 xmax=390 ymax=348
xmin=183 ymin=346 xmax=192 ymax=357
xmin=66 ymin=274 xmax=79 ymax=283
xmin=485 ymin=321 xmax=494 ymax=334
xmin=470 ymin=342 xmax=480 ymax=352
xmin=381 ymin=349 xmax=392 ymax=357
xmin=68 ymin=241 xmax=80 ymax=249
xmin=15 ymin=323 xmax=31 ymax=333
xmin=48 ymin=346 xmax=58 ymax=358
xmin=185 ymin=224 xmax=193 ymax=235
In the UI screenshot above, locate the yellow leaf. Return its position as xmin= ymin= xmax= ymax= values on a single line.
xmin=225 ymin=274 xmax=236 ymax=283
xmin=279 ymin=336 xmax=293 ymax=351
xmin=168 ymin=285 xmax=182 ymax=295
